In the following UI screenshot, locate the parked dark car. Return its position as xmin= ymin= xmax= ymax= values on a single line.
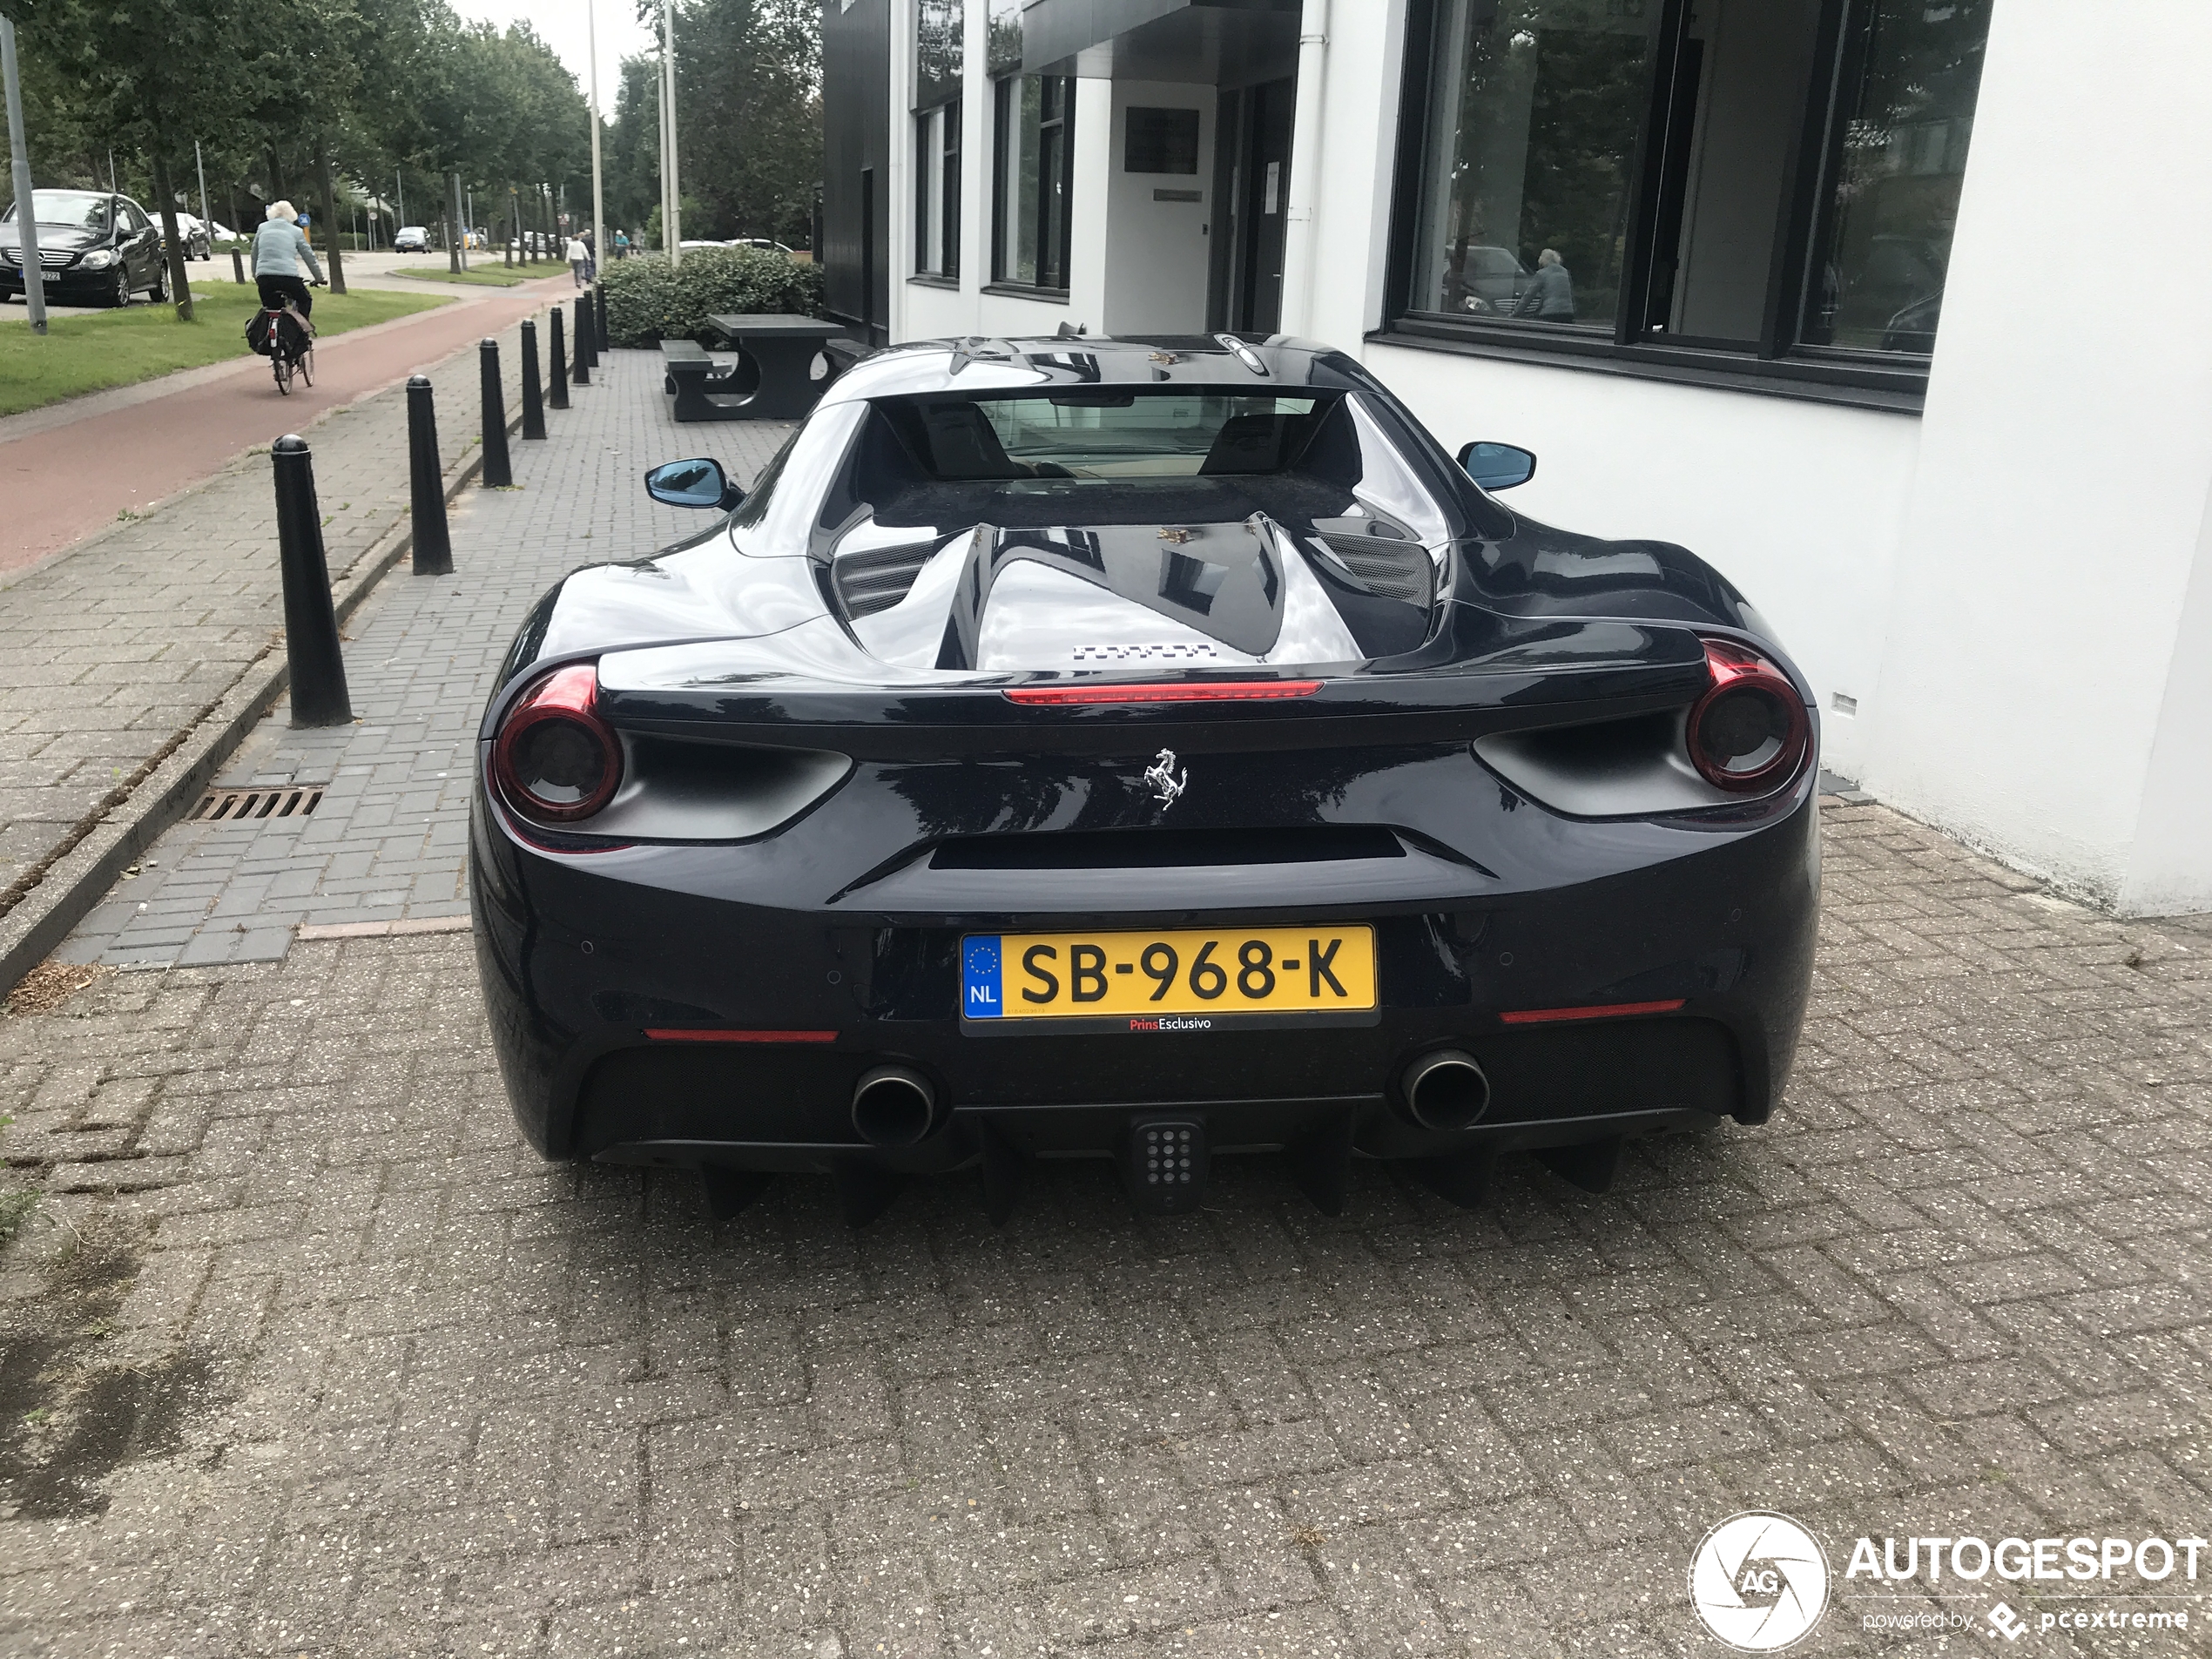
xmin=469 ymin=334 xmax=1820 ymax=1225
xmin=0 ymin=189 xmax=169 ymax=307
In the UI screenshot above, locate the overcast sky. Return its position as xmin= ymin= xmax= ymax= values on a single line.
xmin=453 ymin=0 xmax=658 ymax=113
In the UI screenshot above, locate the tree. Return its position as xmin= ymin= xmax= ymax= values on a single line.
xmin=9 ymin=0 xmax=270 ymax=319
xmin=610 ymin=0 xmax=821 ymax=248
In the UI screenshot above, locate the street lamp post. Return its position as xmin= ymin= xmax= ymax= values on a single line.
xmin=661 ymin=0 xmax=681 ymax=264
xmin=0 ymin=15 xmax=46 ymax=334
xmin=589 ymin=0 xmax=606 ymax=288
xmin=194 ymin=139 xmax=212 ymax=253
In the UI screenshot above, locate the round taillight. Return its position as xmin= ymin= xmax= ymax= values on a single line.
xmin=1687 ymin=641 xmax=1809 ymax=792
xmin=494 ymin=663 xmax=622 ymax=822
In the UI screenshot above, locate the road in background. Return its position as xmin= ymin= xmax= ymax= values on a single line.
xmin=0 ymin=262 xmax=572 ymax=577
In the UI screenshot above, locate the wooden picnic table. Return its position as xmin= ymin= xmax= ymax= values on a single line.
xmin=694 ymin=313 xmax=845 ymax=421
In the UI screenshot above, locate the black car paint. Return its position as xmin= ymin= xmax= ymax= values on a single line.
xmin=0 ymin=192 xmax=165 ymax=305
xmin=469 ymin=334 xmax=1819 ymax=1201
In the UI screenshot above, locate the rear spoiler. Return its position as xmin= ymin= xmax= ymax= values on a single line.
xmin=573 ymin=614 xmax=1713 ymax=761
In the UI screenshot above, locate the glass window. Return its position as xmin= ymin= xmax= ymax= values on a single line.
xmin=917 ymin=0 xmax=962 ymax=110
xmin=1413 ymin=0 xmax=1663 ymax=331
xmin=1801 ymin=0 xmax=1990 ymax=354
xmin=1395 ymin=0 xmax=1991 ymax=378
xmin=914 ymin=100 xmax=962 ymax=277
xmin=1126 ymin=108 xmax=1201 ymax=175
xmin=994 ymin=74 xmax=1076 ymax=289
xmin=987 ymin=0 xmax=1022 ymax=76
xmin=885 ymin=391 xmax=1334 ymax=482
xmin=7 ymin=191 xmax=113 ymax=233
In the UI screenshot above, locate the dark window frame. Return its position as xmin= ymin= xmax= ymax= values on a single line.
xmin=1379 ymin=0 xmax=1951 ymax=409
xmin=914 ymin=98 xmax=962 ymax=280
xmin=991 ymin=72 xmax=1077 ymax=295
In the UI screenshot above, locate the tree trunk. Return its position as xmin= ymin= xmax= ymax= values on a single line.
xmin=148 ymin=149 xmax=195 ymax=322
xmin=314 ymin=136 xmax=347 ymax=295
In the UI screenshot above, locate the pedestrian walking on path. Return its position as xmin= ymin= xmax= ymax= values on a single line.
xmin=566 ymin=233 xmax=590 ymax=289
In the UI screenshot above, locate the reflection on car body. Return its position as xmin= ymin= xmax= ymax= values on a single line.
xmin=469 ymin=334 xmax=1820 ymax=1226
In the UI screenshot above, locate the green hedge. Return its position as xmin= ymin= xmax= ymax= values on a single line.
xmin=601 ymin=248 xmax=826 ymax=347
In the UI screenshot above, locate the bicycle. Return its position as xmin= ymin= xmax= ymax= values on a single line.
xmin=253 ymin=280 xmax=321 ymax=395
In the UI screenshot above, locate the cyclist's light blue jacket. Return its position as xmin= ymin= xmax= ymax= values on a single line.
xmin=250 ymin=220 xmax=324 ymax=282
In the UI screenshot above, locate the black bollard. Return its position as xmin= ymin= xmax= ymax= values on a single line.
xmin=548 ymin=307 xmax=570 ymax=410
xmin=479 ymin=338 xmax=512 ymax=488
xmin=231 ymin=245 xmax=246 ymax=285
xmin=520 ymin=320 xmax=546 ymax=441
xmin=271 ymin=436 xmax=354 ymax=726
xmin=572 ymin=320 xmax=590 ymax=386
xmin=599 ymin=286 xmax=612 ymax=355
xmin=408 ymin=375 xmax=453 ymax=575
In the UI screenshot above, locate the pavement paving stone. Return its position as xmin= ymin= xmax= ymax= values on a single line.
xmin=0 ymin=810 xmax=2207 ymax=1651
xmin=0 ymin=300 xmax=558 ymax=931
xmin=53 ymin=353 xmax=791 ymax=968
xmin=9 ymin=349 xmax=2212 ymax=1649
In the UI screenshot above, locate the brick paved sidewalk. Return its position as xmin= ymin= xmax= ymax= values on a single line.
xmin=0 ymin=803 xmax=2207 ymax=1656
xmin=49 ymin=351 xmax=790 ymax=968
xmin=0 ymin=294 xmax=592 ymax=985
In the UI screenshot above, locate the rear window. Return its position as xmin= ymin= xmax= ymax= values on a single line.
xmin=878 ymin=389 xmax=1339 ymax=482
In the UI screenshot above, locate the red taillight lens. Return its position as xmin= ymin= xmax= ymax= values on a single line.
xmin=1004 ymin=679 xmax=1324 ymax=706
xmin=1686 ymin=640 xmax=1809 ymax=792
xmin=494 ymin=663 xmax=622 ymax=822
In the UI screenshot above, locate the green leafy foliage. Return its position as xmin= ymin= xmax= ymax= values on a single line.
xmin=600 ymin=247 xmax=823 ymax=347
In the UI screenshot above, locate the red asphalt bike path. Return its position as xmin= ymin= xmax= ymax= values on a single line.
xmin=0 ymin=273 xmax=575 ymax=577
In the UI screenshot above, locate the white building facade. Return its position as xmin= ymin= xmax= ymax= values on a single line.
xmin=821 ymin=0 xmax=2212 ymax=915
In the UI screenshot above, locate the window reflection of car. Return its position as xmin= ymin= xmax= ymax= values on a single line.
xmin=1 ymin=189 xmax=170 ymax=307
xmin=1442 ymin=245 xmax=1530 ymax=315
xmin=1880 ymin=291 xmax=1942 ymax=354
xmin=1826 ymin=233 xmax=1944 ymax=345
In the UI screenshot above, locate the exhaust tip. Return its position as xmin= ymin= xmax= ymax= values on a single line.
xmin=1399 ymin=1049 xmax=1490 ymax=1132
xmin=852 ymin=1064 xmax=938 ymax=1148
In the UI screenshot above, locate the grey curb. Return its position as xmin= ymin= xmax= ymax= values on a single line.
xmin=0 ymin=402 xmax=524 ymax=998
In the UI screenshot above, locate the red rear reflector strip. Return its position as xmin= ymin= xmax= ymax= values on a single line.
xmin=644 ymin=1028 xmax=838 ymax=1044
xmin=1499 ymin=998 xmax=1685 ymax=1026
xmin=1005 ymin=680 xmax=1324 ymax=705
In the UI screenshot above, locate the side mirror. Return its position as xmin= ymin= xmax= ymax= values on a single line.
xmin=644 ymin=457 xmax=745 ymax=510
xmin=1458 ymin=441 xmax=1537 ymax=491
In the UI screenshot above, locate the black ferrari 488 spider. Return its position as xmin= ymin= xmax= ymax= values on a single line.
xmin=469 ymin=333 xmax=1818 ymax=1224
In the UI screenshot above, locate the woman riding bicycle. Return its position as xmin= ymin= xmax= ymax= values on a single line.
xmin=250 ymin=199 xmax=323 ymax=316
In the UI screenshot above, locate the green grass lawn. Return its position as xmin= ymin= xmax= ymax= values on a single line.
xmin=390 ymin=266 xmax=532 ymax=287
xmin=0 ymin=286 xmax=453 ymax=417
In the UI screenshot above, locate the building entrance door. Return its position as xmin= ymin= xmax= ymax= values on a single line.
xmin=1211 ymin=76 xmax=1294 ymax=334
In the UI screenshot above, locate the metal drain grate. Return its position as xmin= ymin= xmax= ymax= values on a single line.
xmin=192 ymin=786 xmax=323 ymax=822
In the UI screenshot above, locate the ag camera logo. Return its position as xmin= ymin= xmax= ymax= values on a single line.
xmin=1690 ymin=1512 xmax=1831 ymax=1650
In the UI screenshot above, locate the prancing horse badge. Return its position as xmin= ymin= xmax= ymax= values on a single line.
xmin=1144 ymin=748 xmax=1188 ymax=810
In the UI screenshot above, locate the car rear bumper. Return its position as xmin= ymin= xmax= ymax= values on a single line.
xmin=469 ymin=775 xmax=1819 ymax=1176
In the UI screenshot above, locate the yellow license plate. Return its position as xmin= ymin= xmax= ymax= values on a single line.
xmin=961 ymin=925 xmax=1378 ymax=1033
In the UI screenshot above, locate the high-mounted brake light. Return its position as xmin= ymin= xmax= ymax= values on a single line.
xmin=494 ymin=662 xmax=623 ymax=823
xmin=1685 ymin=640 xmax=1809 ymax=792
xmin=1005 ymin=680 xmax=1324 ymax=706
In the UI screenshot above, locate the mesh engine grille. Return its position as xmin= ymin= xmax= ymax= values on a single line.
xmin=833 ymin=540 xmax=941 ymax=618
xmin=1314 ymin=533 xmax=1436 ymax=606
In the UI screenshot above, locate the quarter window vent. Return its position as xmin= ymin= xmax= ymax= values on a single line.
xmin=192 ymin=787 xmax=323 ymax=822
xmin=833 ymin=539 xmax=941 ymax=618
xmin=1312 ymin=533 xmax=1436 ymax=607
